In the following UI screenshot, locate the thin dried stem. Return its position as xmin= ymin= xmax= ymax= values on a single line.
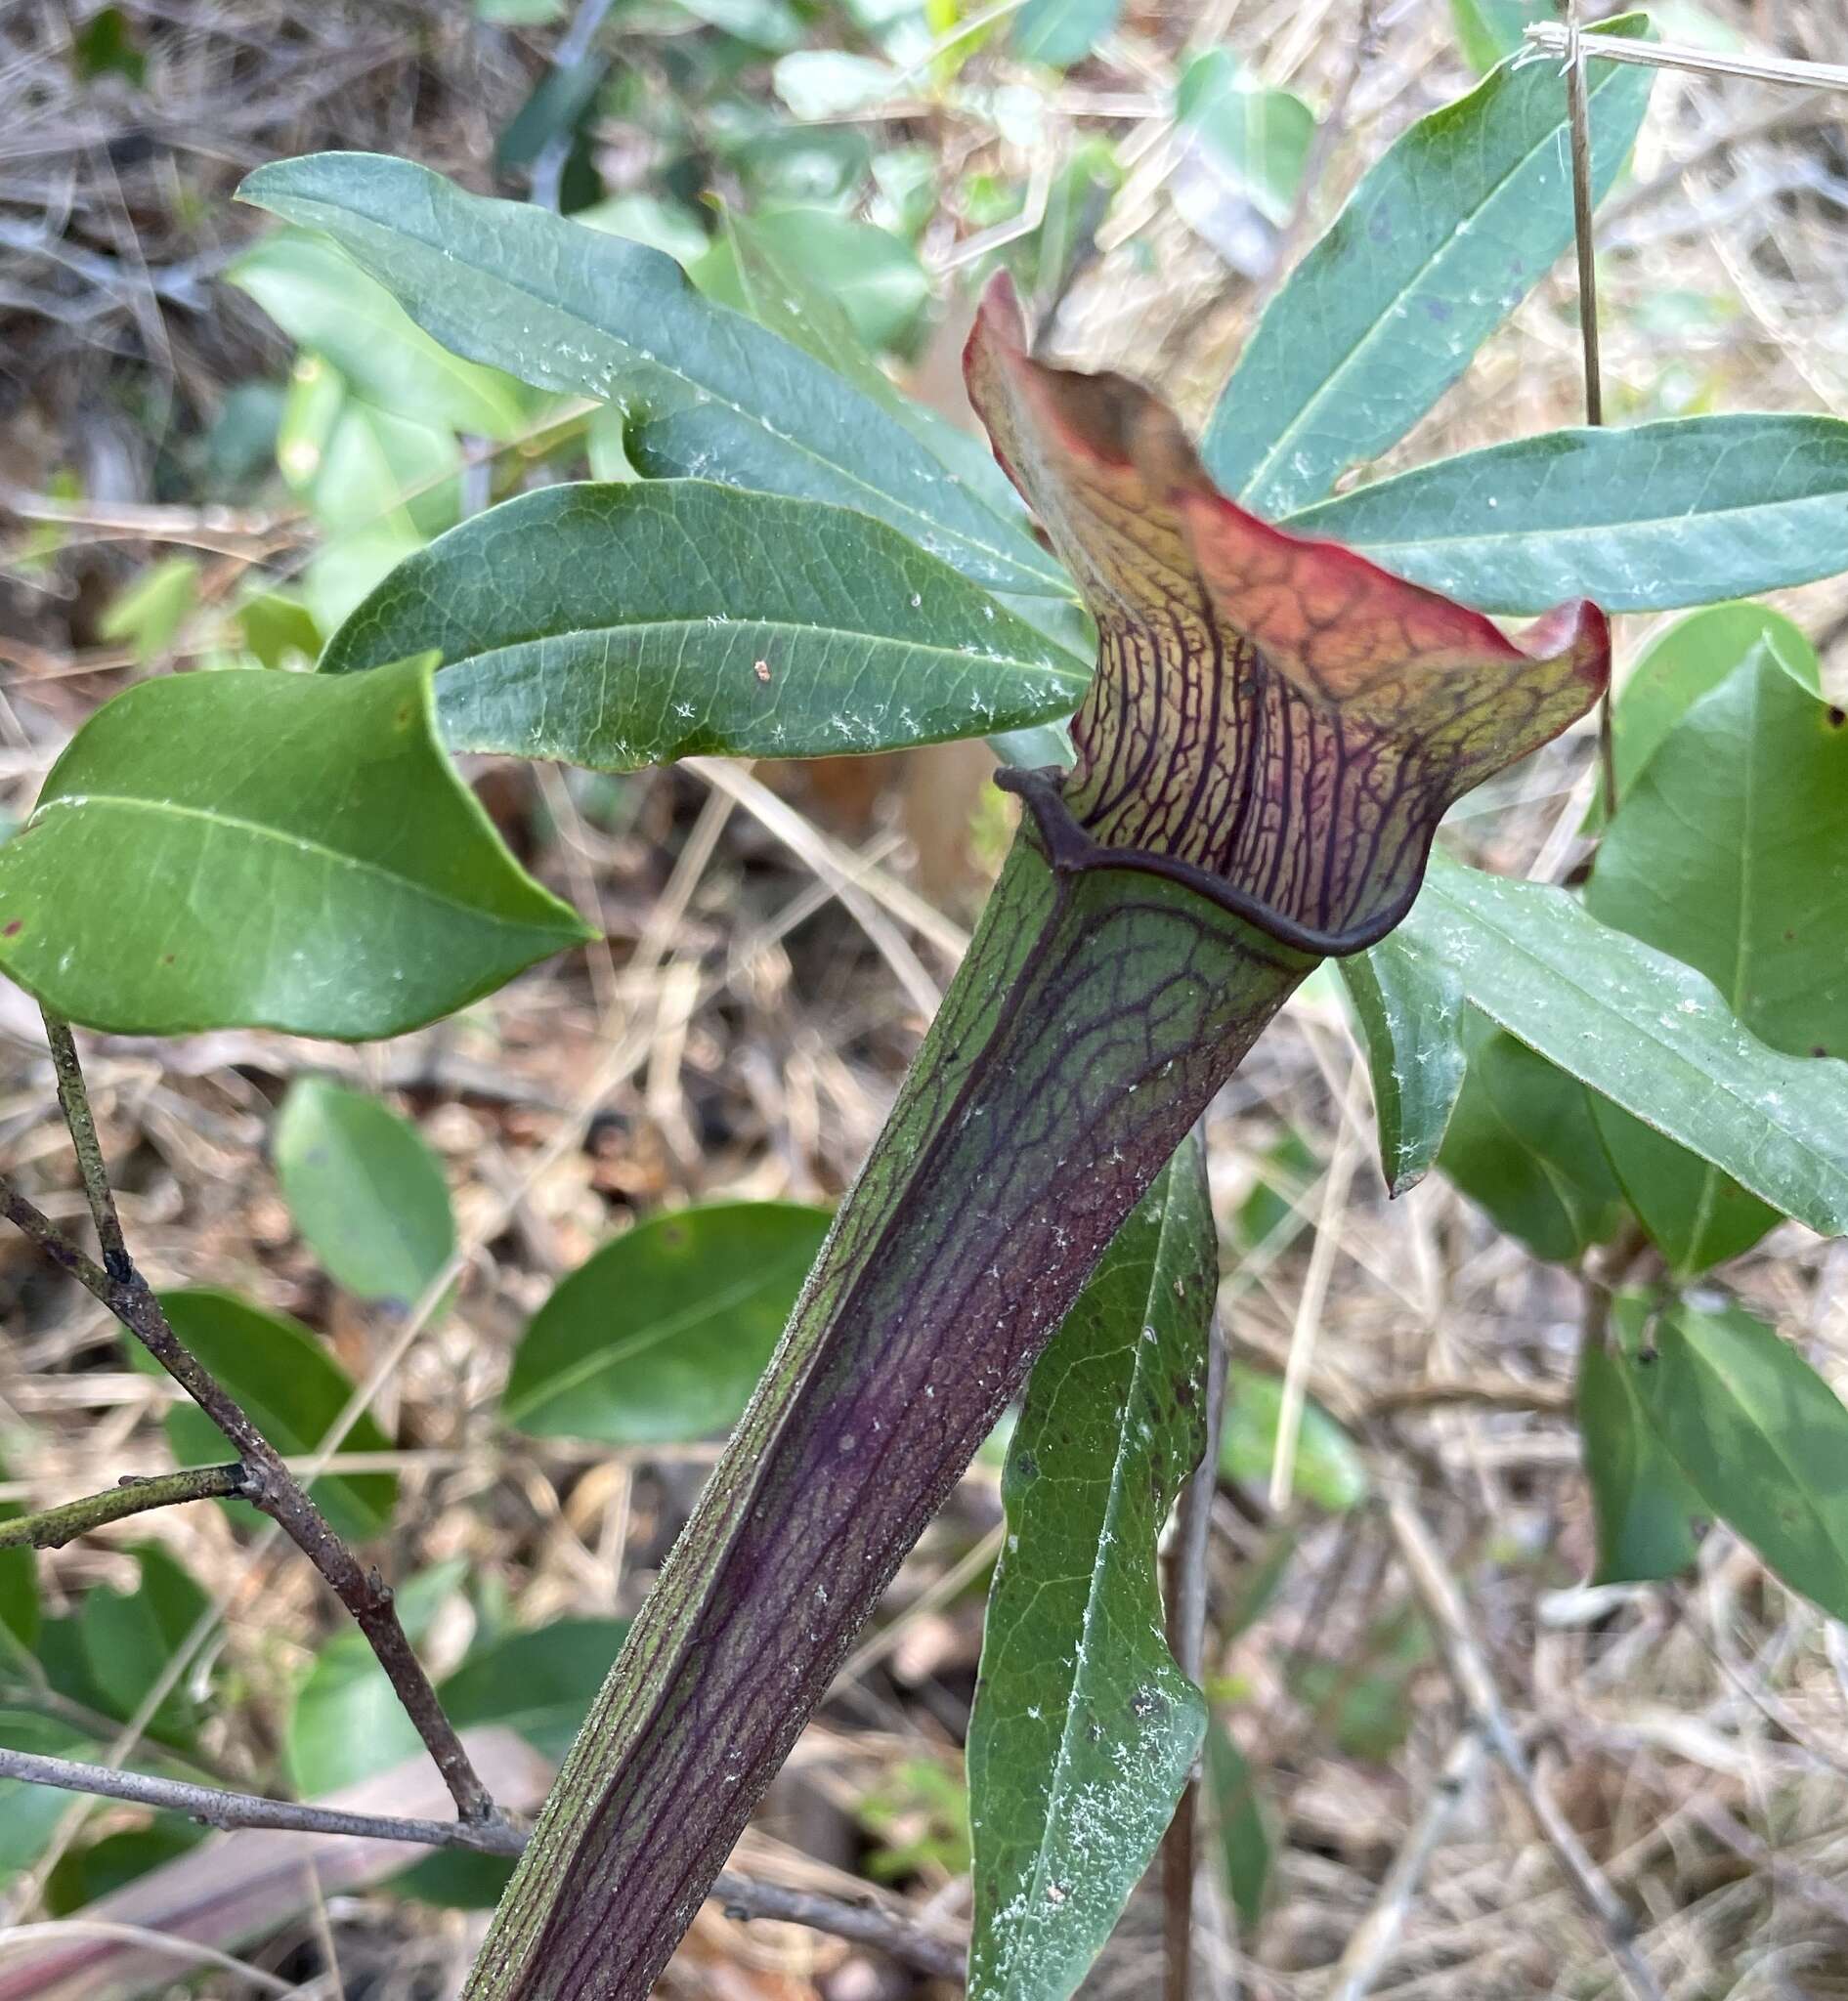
xmin=0 ymin=1465 xmax=250 ymax=1550
xmin=41 ymin=1011 xmax=130 ymax=1279
xmin=1324 ymin=1727 xmax=1487 ymax=2001
xmin=1381 ymin=1482 xmax=1667 ymax=2001
xmin=0 ymin=1748 xmax=967 ymax=1980
xmin=2 ymin=1035 xmax=505 ymax=1837
xmin=1161 ymin=1313 xmax=1229 ymax=2001
xmin=1525 ymin=25 xmax=1848 ymax=94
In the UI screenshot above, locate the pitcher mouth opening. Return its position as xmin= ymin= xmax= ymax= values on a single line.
xmin=996 ymin=764 xmax=1406 ymax=958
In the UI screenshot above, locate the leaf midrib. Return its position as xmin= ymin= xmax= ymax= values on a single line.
xmin=31 ymin=793 xmax=568 ymax=939
xmin=414 ymin=614 xmax=1089 ymax=686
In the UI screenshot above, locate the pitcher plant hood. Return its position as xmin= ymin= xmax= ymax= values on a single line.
xmin=965 ymin=272 xmax=1610 ymax=955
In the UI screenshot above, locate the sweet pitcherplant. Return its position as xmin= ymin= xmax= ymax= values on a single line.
xmin=455 ymin=280 xmax=1610 ymax=2000
xmin=7 ymin=21 xmax=1848 ymax=2001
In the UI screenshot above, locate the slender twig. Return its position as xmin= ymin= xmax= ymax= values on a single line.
xmin=1526 ymin=24 xmax=1848 ymax=93
xmin=0 ymin=1748 xmax=967 ymax=1980
xmin=2 ymin=1037 xmax=505 ymax=1836
xmin=0 ymin=1747 xmax=525 ymax=1854
xmin=1381 ymin=1484 xmax=1666 ymax=2001
xmin=1561 ymin=5 xmax=1618 ymax=822
xmin=0 ymin=1465 xmax=250 ymax=1550
xmin=41 ymin=1012 xmax=130 ymax=1279
xmin=1161 ymin=1313 xmax=1229 ymax=2001
xmin=1324 ymin=1727 xmax=1486 ymax=2001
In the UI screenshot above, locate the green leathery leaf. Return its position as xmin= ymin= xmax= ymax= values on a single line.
xmin=0 ymin=1451 xmax=40 ymax=1654
xmin=1579 ymin=1299 xmax=1701 ymax=1585
xmin=285 ymin=1561 xmax=467 ymax=1795
xmin=1397 ymin=854 xmax=1848 ymax=1239
xmin=78 ymin=1544 xmax=212 ymax=1746
xmin=1202 ymin=14 xmax=1654 ymax=516
xmin=502 ymin=1202 xmax=834 ymax=1444
xmin=0 ymin=658 xmax=591 ymax=1040
xmin=1219 ymin=1365 xmax=1367 ymax=1512
xmin=1609 ymin=603 xmax=1819 ymax=811
xmin=696 ymin=208 xmax=927 ymax=355
xmin=1178 ymin=51 xmax=1315 ymax=230
xmin=967 ymin=1138 xmax=1215 ymax=2001
xmin=1438 ymin=1015 xmax=1627 ymax=1265
xmin=228 ymin=230 xmax=528 ymax=440
xmin=1204 ymin=1720 xmax=1272 ymax=1931
xmin=1338 ymin=933 xmax=1467 ymax=1197
xmin=1635 ymin=1299 xmax=1848 ymax=1622
xmin=1279 ymin=416 xmax=1848 ymax=615
xmin=707 ymin=204 xmax=1033 ymax=523
xmin=236 ymin=152 xmax=1065 ymax=595
xmin=136 ymin=1290 xmax=398 ymax=1542
xmin=1013 ymin=0 xmax=1120 ymax=67
xmin=273 ymin=1078 xmax=455 ymax=1305
xmin=319 ymin=484 xmax=1090 ymax=768
xmin=0 ymin=1711 xmax=102 ymax=1873
xmin=1448 ymin=0 xmax=1551 ymax=71
xmin=1587 ymin=648 xmax=1847 ymax=1271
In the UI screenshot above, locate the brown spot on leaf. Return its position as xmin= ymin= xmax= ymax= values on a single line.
xmin=1 ymin=919 xmax=20 ymax=938
xmin=1813 ymin=1044 xmax=1829 ymax=1059
xmin=1828 ymin=706 xmax=1846 ymax=728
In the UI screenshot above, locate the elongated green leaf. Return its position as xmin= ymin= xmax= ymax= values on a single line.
xmin=285 ymin=1562 xmax=465 ymax=1794
xmin=441 ymin=1617 xmax=630 ymax=1763
xmin=236 ymin=152 xmax=1066 ymax=595
xmin=320 ymin=484 xmax=1090 ymax=767
xmin=1439 ymin=1016 xmax=1626 ymax=1265
xmin=1204 ymin=1721 xmax=1271 ymax=1932
xmin=1338 ymin=933 xmax=1466 ymax=1196
xmin=1587 ymin=649 xmax=1847 ymax=1269
xmin=138 ymin=1290 xmax=398 ymax=1541
xmin=79 ymin=1545 xmax=212 ymax=1746
xmin=1637 ymin=1299 xmax=1848 ymax=1620
xmin=709 ymin=205 xmax=1029 ymax=520
xmin=1202 ymin=16 xmax=1653 ymax=515
xmin=1397 ymin=855 xmax=1848 ymax=1237
xmin=1014 ymin=0 xmax=1121 ymax=66
xmin=1178 ymin=52 xmax=1315 ymax=230
xmin=273 ymin=1078 xmax=455 ymax=1305
xmin=0 ymin=1711 xmax=99 ymax=1874
xmin=1609 ymin=603 xmax=1819 ymax=808
xmin=1220 ymin=1364 xmax=1367 ymax=1512
xmin=1579 ymin=1300 xmax=1700 ymax=1585
xmin=503 ymin=1202 xmax=833 ymax=1443
xmin=1448 ymin=0 xmax=1550 ymax=71
xmin=698 ymin=208 xmax=927 ymax=354
xmin=968 ymin=1140 xmax=1214 ymax=2001
xmin=229 ymin=230 xmax=528 ymax=440
xmin=0 ymin=658 xmax=590 ymax=1040
xmin=0 ymin=1451 xmax=39 ymax=1654
xmin=1280 ymin=416 xmax=1848 ymax=615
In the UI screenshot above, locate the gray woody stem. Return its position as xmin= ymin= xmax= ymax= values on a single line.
xmin=3 ymin=1013 xmax=504 ymax=1834
xmin=0 ymin=1748 xmax=967 ymax=1981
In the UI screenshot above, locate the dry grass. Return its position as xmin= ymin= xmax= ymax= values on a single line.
xmin=3 ymin=1 xmax=1848 ymax=1995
